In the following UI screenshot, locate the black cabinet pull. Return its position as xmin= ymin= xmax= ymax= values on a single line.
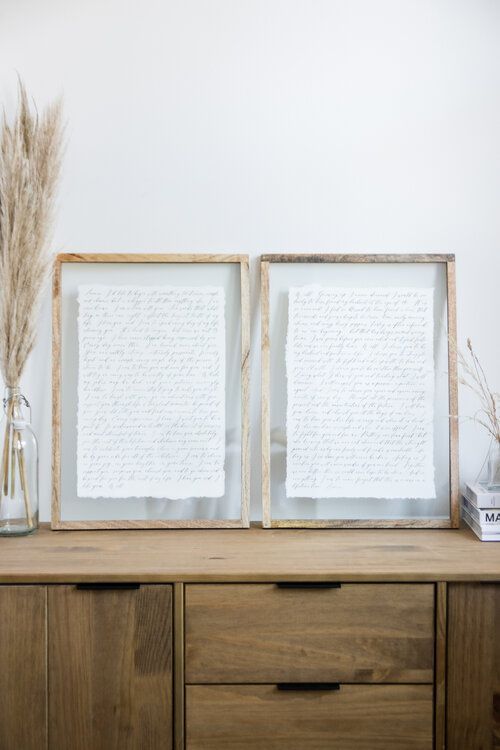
xmin=75 ymin=583 xmax=141 ymax=591
xmin=276 ymin=582 xmax=341 ymax=589
xmin=277 ymin=683 xmax=340 ymax=691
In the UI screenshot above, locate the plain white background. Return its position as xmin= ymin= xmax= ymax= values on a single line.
xmin=0 ymin=0 xmax=499 ymax=522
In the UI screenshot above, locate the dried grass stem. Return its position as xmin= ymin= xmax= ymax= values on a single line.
xmin=459 ymin=338 xmax=500 ymax=444
xmin=0 ymin=78 xmax=63 ymax=386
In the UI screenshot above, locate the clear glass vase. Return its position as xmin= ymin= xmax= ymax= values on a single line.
xmin=487 ymin=441 xmax=500 ymax=492
xmin=0 ymin=387 xmax=39 ymax=535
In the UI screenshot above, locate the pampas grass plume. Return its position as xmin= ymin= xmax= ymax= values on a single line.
xmin=0 ymin=78 xmax=63 ymax=386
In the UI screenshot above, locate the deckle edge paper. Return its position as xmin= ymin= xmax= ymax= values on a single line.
xmin=285 ymin=285 xmax=436 ymax=500
xmin=76 ymin=284 xmax=226 ymax=500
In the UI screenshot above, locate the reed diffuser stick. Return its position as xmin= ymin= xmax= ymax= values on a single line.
xmin=1 ymin=399 xmax=13 ymax=496
xmin=16 ymin=429 xmax=33 ymax=529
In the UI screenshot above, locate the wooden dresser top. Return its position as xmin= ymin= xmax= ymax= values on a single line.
xmin=0 ymin=524 xmax=498 ymax=583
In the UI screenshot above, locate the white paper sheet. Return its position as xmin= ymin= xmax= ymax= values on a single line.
xmin=286 ymin=286 xmax=435 ymax=499
xmin=77 ymin=285 xmax=225 ymax=499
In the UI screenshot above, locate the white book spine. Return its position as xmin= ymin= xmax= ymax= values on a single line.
xmin=463 ymin=508 xmax=500 ymax=541
xmin=462 ymin=497 xmax=500 ymax=529
xmin=463 ymin=483 xmax=500 ymax=509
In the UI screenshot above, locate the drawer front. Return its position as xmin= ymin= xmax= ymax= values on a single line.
xmin=185 ymin=583 xmax=434 ymax=683
xmin=186 ymin=684 xmax=434 ymax=750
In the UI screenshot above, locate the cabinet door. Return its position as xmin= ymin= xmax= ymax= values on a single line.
xmin=0 ymin=585 xmax=47 ymax=750
xmin=448 ymin=583 xmax=500 ymax=749
xmin=49 ymin=584 xmax=172 ymax=750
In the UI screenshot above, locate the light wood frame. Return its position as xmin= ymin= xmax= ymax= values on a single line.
xmin=261 ymin=253 xmax=459 ymax=529
xmin=52 ymin=253 xmax=250 ymax=530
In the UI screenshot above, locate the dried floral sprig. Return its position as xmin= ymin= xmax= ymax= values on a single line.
xmin=458 ymin=338 xmax=500 ymax=444
xmin=0 ymin=78 xmax=63 ymax=387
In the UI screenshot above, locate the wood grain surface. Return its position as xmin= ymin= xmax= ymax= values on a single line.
xmin=267 ymin=518 xmax=453 ymax=528
xmin=185 ymin=583 xmax=434 ymax=684
xmin=48 ymin=584 xmax=173 ymax=749
xmin=0 ymin=525 xmax=499 ymax=583
xmin=446 ymin=259 xmax=460 ymax=528
xmin=447 ymin=583 xmax=500 ymax=749
xmin=56 ymin=253 xmax=247 ymax=263
xmin=240 ymin=257 xmax=251 ymax=527
xmin=0 ymin=586 xmax=47 ymax=750
xmin=260 ymin=253 xmax=454 ymax=263
xmin=173 ymin=583 xmax=185 ymax=750
xmin=260 ymin=259 xmax=271 ymax=528
xmin=186 ymin=684 xmax=434 ymax=749
xmin=51 ymin=261 xmax=62 ymax=529
xmin=434 ymin=582 xmax=447 ymax=750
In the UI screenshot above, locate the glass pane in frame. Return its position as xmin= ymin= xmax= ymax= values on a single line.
xmin=53 ymin=256 xmax=249 ymax=528
xmin=263 ymin=256 xmax=457 ymax=527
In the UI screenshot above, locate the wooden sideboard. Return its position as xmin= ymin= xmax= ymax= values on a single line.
xmin=0 ymin=525 xmax=499 ymax=749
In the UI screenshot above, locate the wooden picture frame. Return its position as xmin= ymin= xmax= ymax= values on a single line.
xmin=261 ymin=253 xmax=459 ymax=529
xmin=52 ymin=253 xmax=250 ymax=529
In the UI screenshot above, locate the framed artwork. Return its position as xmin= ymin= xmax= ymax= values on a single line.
xmin=261 ymin=254 xmax=459 ymax=528
xmin=52 ymin=253 xmax=250 ymax=529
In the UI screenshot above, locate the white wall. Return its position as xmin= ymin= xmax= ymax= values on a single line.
xmin=1 ymin=0 xmax=499 ymax=521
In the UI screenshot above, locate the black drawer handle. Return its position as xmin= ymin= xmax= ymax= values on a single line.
xmin=276 ymin=582 xmax=341 ymax=589
xmin=75 ymin=583 xmax=141 ymax=591
xmin=277 ymin=683 xmax=340 ymax=691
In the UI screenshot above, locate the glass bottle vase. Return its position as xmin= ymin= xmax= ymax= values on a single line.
xmin=488 ymin=441 xmax=500 ymax=492
xmin=0 ymin=387 xmax=39 ymax=535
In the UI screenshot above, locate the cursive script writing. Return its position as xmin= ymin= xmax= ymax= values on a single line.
xmin=77 ymin=285 xmax=225 ymax=499
xmin=286 ymin=286 xmax=435 ymax=499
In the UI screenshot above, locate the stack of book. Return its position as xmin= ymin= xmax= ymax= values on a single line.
xmin=462 ymin=483 xmax=500 ymax=541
